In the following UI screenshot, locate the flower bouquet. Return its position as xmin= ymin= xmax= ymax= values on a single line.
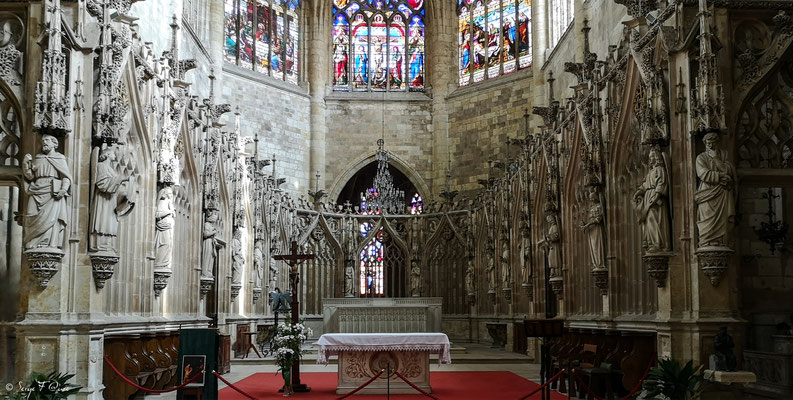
xmin=272 ymin=321 xmax=313 ymax=396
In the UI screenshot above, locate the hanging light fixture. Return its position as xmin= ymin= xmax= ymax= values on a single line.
xmin=361 ymin=138 xmax=405 ymax=214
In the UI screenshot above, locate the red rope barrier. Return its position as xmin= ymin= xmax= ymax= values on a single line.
xmin=393 ymin=370 xmax=439 ymax=400
xmin=572 ymin=372 xmax=606 ymax=400
xmin=103 ymin=356 xmax=203 ymax=394
xmin=213 ymin=370 xmax=258 ymax=400
xmin=337 ymin=369 xmax=385 ymax=400
xmin=621 ymin=355 xmax=657 ymax=400
xmin=518 ymin=369 xmax=567 ymax=400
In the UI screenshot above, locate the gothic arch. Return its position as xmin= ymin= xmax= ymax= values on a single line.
xmin=328 ymin=150 xmax=431 ymax=205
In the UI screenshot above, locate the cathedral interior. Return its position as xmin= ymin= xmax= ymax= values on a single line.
xmin=1 ymin=0 xmax=793 ymax=398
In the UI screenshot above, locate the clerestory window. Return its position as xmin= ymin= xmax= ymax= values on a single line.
xmin=224 ymin=0 xmax=301 ymax=85
xmin=332 ymin=0 xmax=426 ymax=92
xmin=458 ymin=0 xmax=532 ymax=87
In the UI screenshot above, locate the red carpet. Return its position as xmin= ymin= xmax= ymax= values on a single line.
xmin=219 ymin=371 xmax=567 ymax=400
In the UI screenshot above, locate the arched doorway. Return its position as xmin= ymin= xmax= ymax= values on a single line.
xmin=337 ymin=161 xmax=424 ymax=297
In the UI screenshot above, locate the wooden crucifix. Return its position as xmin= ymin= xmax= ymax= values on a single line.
xmin=273 ymin=240 xmax=315 ymax=393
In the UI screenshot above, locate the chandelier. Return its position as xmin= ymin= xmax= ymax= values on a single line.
xmin=361 ymin=139 xmax=405 ymax=214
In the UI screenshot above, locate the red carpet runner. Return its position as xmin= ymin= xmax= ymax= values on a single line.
xmin=219 ymin=371 xmax=567 ymax=399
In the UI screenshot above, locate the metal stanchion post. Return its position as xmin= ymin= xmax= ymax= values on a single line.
xmin=387 ymin=362 xmax=391 ymax=399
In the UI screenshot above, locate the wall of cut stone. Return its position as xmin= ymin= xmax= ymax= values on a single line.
xmin=447 ymin=70 xmax=534 ymax=194
xmin=218 ymin=69 xmax=312 ymax=193
xmin=324 ymin=96 xmax=434 ymax=200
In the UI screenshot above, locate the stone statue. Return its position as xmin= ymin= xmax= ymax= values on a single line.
xmin=500 ymin=238 xmax=511 ymax=286
xmin=695 ymin=133 xmax=736 ymax=247
xmin=153 ymin=187 xmax=174 ymax=270
xmin=231 ymin=229 xmax=243 ymax=284
xmin=22 ymin=135 xmax=72 ymax=250
xmin=465 ymin=256 xmax=475 ymax=295
xmin=486 ymin=241 xmax=497 ymax=293
xmin=633 ymin=146 xmax=671 ymax=252
xmin=410 ymin=259 xmax=421 ymax=297
xmin=0 ymin=17 xmax=23 ymax=86
xmin=710 ymin=326 xmax=737 ymax=371
xmin=580 ymin=189 xmax=605 ymax=270
xmin=89 ymin=145 xmax=132 ymax=253
xmin=253 ymin=232 xmax=264 ymax=288
xmin=344 ymin=257 xmax=355 ymax=297
xmin=545 ymin=213 xmax=562 ymax=278
xmin=201 ymin=210 xmax=221 ymax=278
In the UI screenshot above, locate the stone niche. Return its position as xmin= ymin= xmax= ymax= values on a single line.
xmin=322 ymin=297 xmax=442 ymax=334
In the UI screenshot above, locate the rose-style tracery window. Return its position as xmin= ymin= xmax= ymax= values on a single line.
xmin=332 ymin=0 xmax=425 ymax=92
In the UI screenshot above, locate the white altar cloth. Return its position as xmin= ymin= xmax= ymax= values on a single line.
xmin=315 ymin=333 xmax=452 ymax=364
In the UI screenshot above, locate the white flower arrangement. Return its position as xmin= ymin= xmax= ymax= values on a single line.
xmin=272 ymin=320 xmax=312 ymax=373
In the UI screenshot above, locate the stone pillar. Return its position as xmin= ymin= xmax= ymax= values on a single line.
xmin=426 ymin=0 xmax=457 ymax=197
xmin=307 ymin=1 xmax=330 ymax=191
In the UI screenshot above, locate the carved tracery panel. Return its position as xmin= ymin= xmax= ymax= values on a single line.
xmin=737 ymin=62 xmax=793 ymax=169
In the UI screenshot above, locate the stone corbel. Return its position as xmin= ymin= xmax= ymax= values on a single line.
xmin=696 ymin=246 xmax=734 ymax=286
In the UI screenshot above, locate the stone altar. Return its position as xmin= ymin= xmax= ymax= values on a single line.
xmin=316 ymin=333 xmax=451 ymax=395
xmin=322 ymin=297 xmax=442 ymax=334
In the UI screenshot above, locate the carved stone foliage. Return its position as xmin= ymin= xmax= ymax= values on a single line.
xmin=613 ymin=0 xmax=657 ymax=19
xmin=34 ymin=0 xmax=72 ymax=135
xmin=737 ymin=62 xmax=793 ymax=168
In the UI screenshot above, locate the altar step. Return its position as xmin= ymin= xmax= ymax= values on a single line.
xmin=231 ymin=342 xmax=532 ymax=365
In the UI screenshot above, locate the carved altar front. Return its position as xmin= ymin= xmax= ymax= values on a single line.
xmin=322 ymin=297 xmax=442 ymax=334
xmin=316 ymin=333 xmax=451 ymax=395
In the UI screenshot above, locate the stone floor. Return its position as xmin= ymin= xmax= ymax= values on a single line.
xmin=149 ymin=342 xmax=543 ymax=399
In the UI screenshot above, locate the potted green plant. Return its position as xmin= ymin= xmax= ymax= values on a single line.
xmin=272 ymin=321 xmax=312 ymax=397
xmin=640 ymin=358 xmax=704 ymax=400
xmin=7 ymin=371 xmax=82 ymax=400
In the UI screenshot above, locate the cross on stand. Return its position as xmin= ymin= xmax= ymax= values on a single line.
xmin=273 ymin=240 xmax=315 ymax=393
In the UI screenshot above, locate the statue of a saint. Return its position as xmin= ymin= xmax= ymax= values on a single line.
xmin=89 ymin=145 xmax=132 ymax=253
xmin=201 ymin=210 xmax=222 ymax=278
xmin=486 ymin=241 xmax=497 ymax=293
xmin=231 ymin=230 xmax=243 ymax=284
xmin=634 ymin=147 xmax=670 ymax=252
xmin=695 ymin=133 xmax=736 ymax=247
xmin=344 ymin=257 xmax=355 ymax=297
xmin=500 ymin=239 xmax=511 ymax=286
xmin=22 ymin=135 xmax=73 ymax=250
xmin=465 ymin=256 xmax=475 ymax=295
xmin=580 ymin=190 xmax=605 ymax=270
xmin=253 ymin=231 xmax=264 ymax=289
xmin=153 ymin=187 xmax=174 ymax=270
xmin=545 ymin=214 xmax=561 ymax=278
xmin=410 ymin=259 xmax=421 ymax=297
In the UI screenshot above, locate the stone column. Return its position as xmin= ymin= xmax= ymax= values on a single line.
xmin=307 ymin=0 xmax=330 ymax=191
xmin=426 ymin=0 xmax=457 ymax=197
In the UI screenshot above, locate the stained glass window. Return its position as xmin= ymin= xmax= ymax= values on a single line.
xmin=224 ymin=0 xmax=301 ymax=84
xmin=333 ymin=0 xmax=425 ymax=92
xmin=410 ymin=193 xmax=423 ymax=215
xmin=549 ymin=0 xmax=572 ymax=49
xmin=457 ymin=0 xmax=531 ymax=87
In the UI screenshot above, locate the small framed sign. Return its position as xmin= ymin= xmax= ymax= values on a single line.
xmin=182 ymin=355 xmax=206 ymax=387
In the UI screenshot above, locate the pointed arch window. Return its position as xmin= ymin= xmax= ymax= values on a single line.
xmin=224 ymin=0 xmax=301 ymax=85
xmin=332 ymin=0 xmax=425 ymax=92
xmin=548 ymin=0 xmax=573 ymax=49
xmin=457 ymin=0 xmax=532 ymax=87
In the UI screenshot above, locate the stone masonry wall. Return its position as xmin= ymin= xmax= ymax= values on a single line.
xmin=447 ymin=69 xmax=534 ymax=193
xmin=324 ymin=96 xmax=434 ymax=198
xmin=219 ymin=69 xmax=312 ymax=192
